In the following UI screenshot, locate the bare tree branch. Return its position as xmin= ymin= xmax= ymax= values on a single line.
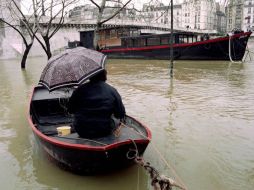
xmin=90 ymin=0 xmax=101 ymax=10
xmin=0 ymin=0 xmax=38 ymax=69
xmin=101 ymin=0 xmax=132 ymax=24
xmin=31 ymin=0 xmax=80 ymax=59
xmin=0 ymin=18 xmax=28 ymax=47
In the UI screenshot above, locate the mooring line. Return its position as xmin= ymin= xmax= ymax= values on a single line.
xmin=121 ymin=122 xmax=188 ymax=190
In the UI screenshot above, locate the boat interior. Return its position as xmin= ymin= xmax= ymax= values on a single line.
xmin=30 ymin=86 xmax=149 ymax=146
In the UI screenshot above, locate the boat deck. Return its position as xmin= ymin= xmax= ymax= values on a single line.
xmin=31 ymin=86 xmax=150 ymax=147
xmin=36 ymin=122 xmax=146 ymax=146
xmin=51 ymin=126 xmax=144 ymax=146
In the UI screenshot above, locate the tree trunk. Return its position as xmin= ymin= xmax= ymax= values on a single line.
xmin=93 ymin=0 xmax=106 ymax=49
xmin=94 ymin=23 xmax=102 ymax=50
xmin=21 ymin=44 xmax=32 ymax=69
xmin=43 ymin=36 xmax=52 ymax=60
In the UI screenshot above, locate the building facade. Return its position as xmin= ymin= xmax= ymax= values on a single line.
xmin=216 ymin=2 xmax=227 ymax=33
xmin=242 ymin=0 xmax=254 ymax=31
xmin=68 ymin=3 xmax=136 ymax=22
xmin=225 ymin=0 xmax=244 ymax=31
xmin=141 ymin=3 xmax=182 ymax=28
xmin=182 ymin=0 xmax=216 ymax=30
xmin=69 ymin=4 xmax=97 ymax=21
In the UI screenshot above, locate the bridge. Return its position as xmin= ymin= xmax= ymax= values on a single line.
xmin=36 ymin=16 xmax=217 ymax=34
xmin=0 ymin=16 xmax=217 ymax=59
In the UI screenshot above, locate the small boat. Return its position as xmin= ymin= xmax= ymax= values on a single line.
xmin=28 ymin=86 xmax=151 ymax=174
xmin=100 ymin=31 xmax=251 ymax=61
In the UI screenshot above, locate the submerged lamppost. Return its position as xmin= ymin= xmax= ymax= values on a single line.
xmin=170 ymin=0 xmax=174 ymax=77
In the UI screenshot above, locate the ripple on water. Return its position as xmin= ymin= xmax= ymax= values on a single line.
xmin=1 ymin=58 xmax=254 ymax=190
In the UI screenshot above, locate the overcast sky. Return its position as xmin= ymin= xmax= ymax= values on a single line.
xmin=21 ymin=0 xmax=224 ymax=14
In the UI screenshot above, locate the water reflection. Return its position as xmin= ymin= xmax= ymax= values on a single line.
xmin=0 ymin=56 xmax=254 ymax=190
xmin=31 ymin=146 xmax=149 ymax=190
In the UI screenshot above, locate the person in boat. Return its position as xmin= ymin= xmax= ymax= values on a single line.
xmin=68 ymin=69 xmax=126 ymax=138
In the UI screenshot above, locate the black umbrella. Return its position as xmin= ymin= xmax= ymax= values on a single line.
xmin=39 ymin=47 xmax=107 ymax=91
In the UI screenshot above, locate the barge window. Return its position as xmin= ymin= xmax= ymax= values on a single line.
xmin=126 ymin=39 xmax=133 ymax=47
xmin=161 ymin=37 xmax=169 ymax=45
xmin=117 ymin=28 xmax=129 ymax=37
xmin=147 ymin=37 xmax=160 ymax=46
xmin=122 ymin=39 xmax=127 ymax=47
xmin=179 ymin=35 xmax=188 ymax=43
xmin=138 ymin=38 xmax=146 ymax=46
xmin=99 ymin=31 xmax=105 ymax=40
xmin=192 ymin=36 xmax=197 ymax=42
xmin=133 ymin=39 xmax=139 ymax=47
xmin=110 ymin=29 xmax=117 ymax=38
xmin=178 ymin=35 xmax=183 ymax=43
xmin=105 ymin=30 xmax=110 ymax=39
xmin=132 ymin=30 xmax=140 ymax=37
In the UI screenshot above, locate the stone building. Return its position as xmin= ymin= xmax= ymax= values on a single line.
xmin=69 ymin=4 xmax=97 ymax=21
xmin=242 ymin=0 xmax=254 ymax=31
xmin=141 ymin=3 xmax=182 ymax=28
xmin=68 ymin=3 xmax=136 ymax=22
xmin=216 ymin=2 xmax=227 ymax=33
xmin=225 ymin=0 xmax=244 ymax=31
xmin=182 ymin=0 xmax=216 ymax=30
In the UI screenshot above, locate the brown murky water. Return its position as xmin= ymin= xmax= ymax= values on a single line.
xmin=0 ymin=51 xmax=254 ymax=190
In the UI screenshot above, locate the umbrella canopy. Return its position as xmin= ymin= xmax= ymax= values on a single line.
xmin=39 ymin=47 xmax=107 ymax=91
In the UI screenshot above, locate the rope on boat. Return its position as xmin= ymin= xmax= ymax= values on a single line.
xmin=228 ymin=33 xmax=242 ymax=63
xmin=54 ymin=135 xmax=109 ymax=146
xmin=134 ymin=156 xmax=186 ymax=190
xmin=123 ymin=123 xmax=187 ymax=190
xmin=242 ymin=44 xmax=252 ymax=62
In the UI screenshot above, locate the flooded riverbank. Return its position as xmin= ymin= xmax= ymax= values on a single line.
xmin=0 ymin=55 xmax=254 ymax=190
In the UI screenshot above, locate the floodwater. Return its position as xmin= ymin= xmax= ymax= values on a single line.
xmin=0 ymin=50 xmax=254 ymax=190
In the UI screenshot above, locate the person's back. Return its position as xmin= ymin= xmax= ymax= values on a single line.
xmin=68 ymin=70 xmax=125 ymax=138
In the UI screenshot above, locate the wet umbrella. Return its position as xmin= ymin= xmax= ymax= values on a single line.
xmin=39 ymin=47 xmax=107 ymax=91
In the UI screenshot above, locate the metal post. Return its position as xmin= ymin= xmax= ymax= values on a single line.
xmin=170 ymin=0 xmax=174 ymax=77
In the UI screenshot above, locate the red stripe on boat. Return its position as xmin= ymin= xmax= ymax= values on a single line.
xmin=101 ymin=32 xmax=251 ymax=53
xmin=28 ymin=87 xmax=152 ymax=151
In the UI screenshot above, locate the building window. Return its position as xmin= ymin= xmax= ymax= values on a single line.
xmin=248 ymin=8 xmax=251 ymax=13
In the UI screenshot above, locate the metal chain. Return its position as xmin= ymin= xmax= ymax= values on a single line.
xmin=126 ymin=139 xmax=186 ymax=190
xmin=123 ymin=122 xmax=187 ymax=190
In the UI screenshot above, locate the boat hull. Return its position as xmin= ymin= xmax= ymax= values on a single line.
xmin=34 ymin=133 xmax=149 ymax=174
xmin=101 ymin=32 xmax=251 ymax=61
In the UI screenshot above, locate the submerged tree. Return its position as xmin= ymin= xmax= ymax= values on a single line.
xmin=32 ymin=0 xmax=80 ymax=60
xmin=88 ymin=0 xmax=132 ymax=49
xmin=0 ymin=0 xmax=37 ymax=69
